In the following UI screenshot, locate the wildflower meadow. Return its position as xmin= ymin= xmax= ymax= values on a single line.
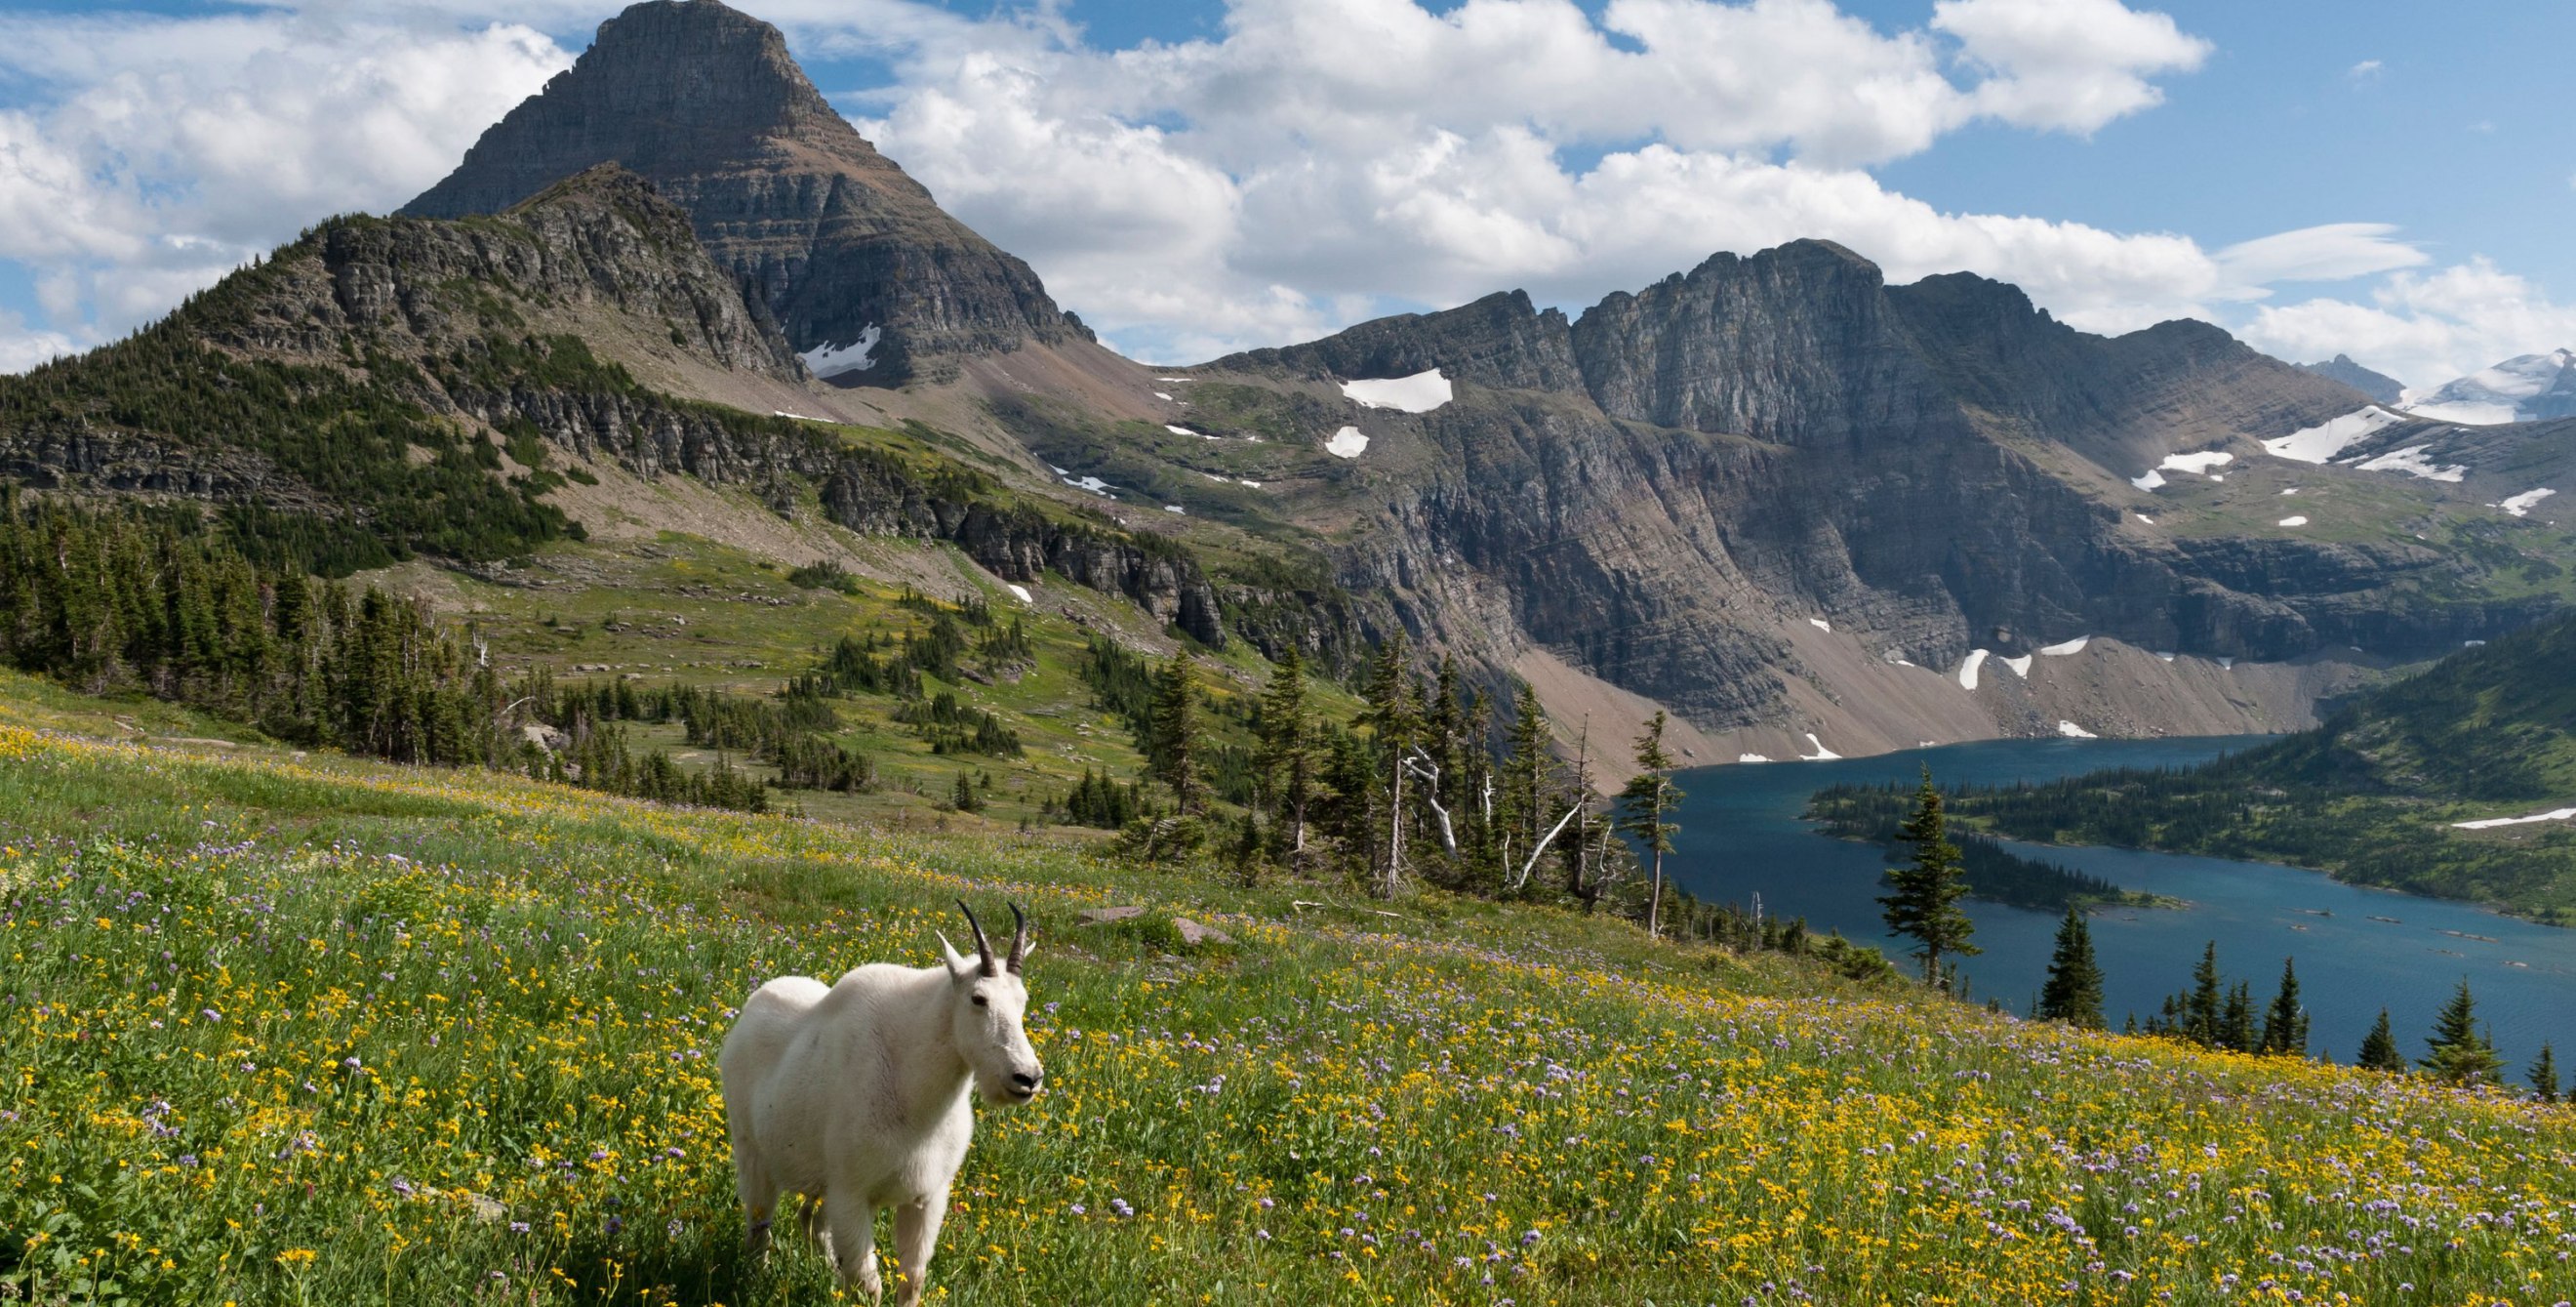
xmin=2 ymin=715 xmax=2573 ymax=1304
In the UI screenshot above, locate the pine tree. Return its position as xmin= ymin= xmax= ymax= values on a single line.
xmin=1255 ymin=648 xmax=1316 ymax=864
xmin=950 ymin=771 xmax=981 ymax=814
xmin=1147 ymin=655 xmax=1205 ymax=814
xmin=2035 ymin=906 xmax=2105 ymax=1028
xmin=1877 ymin=767 xmax=1978 ymax=989
xmin=2528 ymin=1042 xmax=2559 ymax=1103
xmin=1497 ymin=680 xmax=1561 ymax=893
xmin=1358 ymin=634 xmax=1417 ymax=897
xmin=2185 ymin=942 xmax=2224 ymax=1047
xmin=2421 ymin=978 xmax=2506 ymax=1085
xmin=2258 ymin=958 xmax=2309 ymax=1057
xmin=2355 ymin=1008 xmax=2407 ymax=1072
xmin=1618 ymin=712 xmax=1684 ymax=937
xmin=2220 ymin=981 xmax=2257 ymax=1053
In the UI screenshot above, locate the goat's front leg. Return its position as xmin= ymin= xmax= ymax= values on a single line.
xmin=892 ymin=1186 xmax=949 ymax=1307
xmin=824 ymin=1185 xmax=882 ymax=1302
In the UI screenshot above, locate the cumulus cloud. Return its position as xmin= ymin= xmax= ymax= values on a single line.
xmin=0 ymin=0 xmax=2557 ymax=390
xmin=2240 ymin=259 xmax=2576 ymax=394
xmin=0 ymin=10 xmax=567 ymax=366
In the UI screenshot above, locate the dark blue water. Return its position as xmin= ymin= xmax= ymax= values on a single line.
xmin=1667 ymin=737 xmax=2576 ymax=1068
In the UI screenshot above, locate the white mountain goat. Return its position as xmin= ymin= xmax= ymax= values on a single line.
xmin=719 ymin=900 xmax=1042 ymax=1304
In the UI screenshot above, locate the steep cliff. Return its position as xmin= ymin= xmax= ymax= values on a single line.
xmin=400 ymin=0 xmax=1074 ymax=386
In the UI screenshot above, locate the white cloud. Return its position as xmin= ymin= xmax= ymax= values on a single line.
xmin=2347 ymin=59 xmax=2382 ymax=82
xmin=0 ymin=10 xmax=568 ymax=367
xmin=2239 ymin=259 xmax=2576 ymax=392
xmin=0 ymin=0 xmax=2558 ymax=392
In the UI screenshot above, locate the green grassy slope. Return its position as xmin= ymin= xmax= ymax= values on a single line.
xmin=1 ymin=679 xmax=2569 ymax=1305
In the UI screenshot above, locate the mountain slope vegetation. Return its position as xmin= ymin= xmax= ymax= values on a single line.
xmin=1927 ymin=610 xmax=2576 ymax=921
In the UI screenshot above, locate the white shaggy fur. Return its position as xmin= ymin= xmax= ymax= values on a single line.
xmin=719 ymin=903 xmax=1040 ymax=1304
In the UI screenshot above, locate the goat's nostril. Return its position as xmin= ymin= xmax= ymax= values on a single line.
xmin=1010 ymin=1072 xmax=1041 ymax=1092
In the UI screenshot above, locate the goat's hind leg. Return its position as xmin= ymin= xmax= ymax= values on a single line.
xmin=732 ymin=1147 xmax=782 ymax=1256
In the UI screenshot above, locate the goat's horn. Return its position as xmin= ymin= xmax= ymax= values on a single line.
xmin=957 ymin=899 xmax=998 ymax=976
xmin=1006 ymin=902 xmax=1030 ymax=974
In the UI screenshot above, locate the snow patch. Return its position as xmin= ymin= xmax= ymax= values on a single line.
xmin=2355 ymin=445 xmax=2467 ymax=482
xmin=2279 ymin=487 xmax=2300 ymax=496
xmin=1166 ymin=425 xmax=1201 ymax=437
xmin=2264 ymin=406 xmax=2405 ymax=464
xmin=2454 ymin=806 xmax=2576 ymax=831
xmin=2135 ymin=513 xmax=2155 ymax=525
xmin=1799 ymin=733 xmax=1841 ymax=761
xmin=1164 ymin=505 xmax=1187 ymax=515
xmin=2130 ymin=470 xmax=2166 ymax=491
xmin=1957 ymin=648 xmax=1991 ymax=690
xmin=1325 ymin=427 xmax=1370 ymax=458
xmin=1237 ymin=478 xmax=1263 ymax=488
xmin=2496 ymin=488 xmax=2557 ymax=517
xmin=1808 ymin=618 xmax=1831 ymax=633
xmin=2159 ymin=450 xmax=2234 ymax=475
xmin=1736 ymin=753 xmax=1772 ymax=764
xmin=1154 ymin=376 xmax=1194 ymax=383
xmin=1152 ymin=391 xmax=1173 ymax=401
xmin=1339 ymin=368 xmax=1453 ymax=414
xmin=1202 ymin=472 xmax=1229 ymax=482
xmin=1004 ymin=584 xmax=1032 ymax=605
xmin=2037 ymin=636 xmax=2090 ymax=656
xmin=2405 ymin=399 xmax=2519 ymax=426
xmin=2057 ymin=720 xmax=2098 ymax=739
xmin=2277 ymin=515 xmax=2309 ymax=527
xmin=800 ymin=325 xmax=881 ymax=379
xmin=1062 ymin=474 xmax=1116 ymax=497
xmin=2001 ymin=654 xmax=2033 ymax=678
xmin=2153 ymin=650 xmax=2177 ymax=662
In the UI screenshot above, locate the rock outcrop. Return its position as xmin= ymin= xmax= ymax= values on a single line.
xmin=2298 ymin=354 xmax=2405 ymax=405
xmin=400 ymin=0 xmax=1073 ymax=386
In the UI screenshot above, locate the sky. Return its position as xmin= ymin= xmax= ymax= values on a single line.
xmin=0 ymin=0 xmax=2570 ymax=390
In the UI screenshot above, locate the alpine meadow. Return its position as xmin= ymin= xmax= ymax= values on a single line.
xmin=4 ymin=0 xmax=2576 ymax=1304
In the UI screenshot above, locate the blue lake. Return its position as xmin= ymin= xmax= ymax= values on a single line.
xmin=1666 ymin=736 xmax=2576 ymax=1068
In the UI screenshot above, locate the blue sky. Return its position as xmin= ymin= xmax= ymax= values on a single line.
xmin=0 ymin=0 xmax=2569 ymax=385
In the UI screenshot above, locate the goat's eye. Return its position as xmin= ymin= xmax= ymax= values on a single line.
xmin=971 ymin=995 xmax=989 ymax=1007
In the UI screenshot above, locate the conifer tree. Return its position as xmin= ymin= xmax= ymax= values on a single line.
xmin=1877 ymin=767 xmax=1978 ymax=989
xmin=2421 ymin=978 xmax=2506 ymax=1085
xmin=1358 ymin=633 xmax=1417 ymax=897
xmin=1255 ymin=648 xmax=1316 ymax=863
xmin=2035 ymin=906 xmax=2105 ymax=1028
xmin=1147 ymin=655 xmax=1205 ymax=814
xmin=2529 ymin=1042 xmax=2559 ymax=1103
xmin=2220 ymin=981 xmax=2257 ymax=1053
xmin=2258 ymin=958 xmax=2309 ymax=1057
xmin=2185 ymin=942 xmax=2224 ymax=1047
xmin=2355 ymin=1008 xmax=2407 ymax=1072
xmin=1497 ymin=681 xmax=1562 ymax=893
xmin=1618 ymin=712 xmax=1684 ymax=937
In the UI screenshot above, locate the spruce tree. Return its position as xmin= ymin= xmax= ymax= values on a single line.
xmin=1358 ymin=634 xmax=1417 ymax=896
xmin=2258 ymin=958 xmax=2309 ymax=1057
xmin=1877 ymin=767 xmax=1978 ymax=989
xmin=1147 ymin=655 xmax=1205 ymax=814
xmin=1618 ymin=712 xmax=1684 ymax=937
xmin=2421 ymin=978 xmax=2506 ymax=1085
xmin=2355 ymin=1008 xmax=2406 ymax=1072
xmin=2185 ymin=942 xmax=2224 ymax=1047
xmin=2035 ymin=906 xmax=2105 ymax=1028
xmin=2529 ymin=1042 xmax=2560 ymax=1104
xmin=1497 ymin=681 xmax=1559 ymax=893
xmin=2220 ymin=981 xmax=2257 ymax=1053
xmin=1255 ymin=648 xmax=1316 ymax=863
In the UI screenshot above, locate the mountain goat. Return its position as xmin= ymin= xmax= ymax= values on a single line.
xmin=719 ymin=900 xmax=1042 ymax=1304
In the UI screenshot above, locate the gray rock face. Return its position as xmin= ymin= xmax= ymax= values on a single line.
xmin=1197 ymin=241 xmax=2543 ymax=732
xmin=2298 ymin=354 xmax=2405 ymax=406
xmin=400 ymin=0 xmax=1070 ymax=386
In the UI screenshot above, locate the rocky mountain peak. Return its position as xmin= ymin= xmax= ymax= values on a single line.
xmin=402 ymin=0 xmax=1072 ymax=386
xmin=2297 ymin=353 xmax=2405 ymax=406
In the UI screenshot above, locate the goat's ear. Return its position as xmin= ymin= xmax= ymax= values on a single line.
xmin=936 ymin=931 xmax=973 ymax=981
